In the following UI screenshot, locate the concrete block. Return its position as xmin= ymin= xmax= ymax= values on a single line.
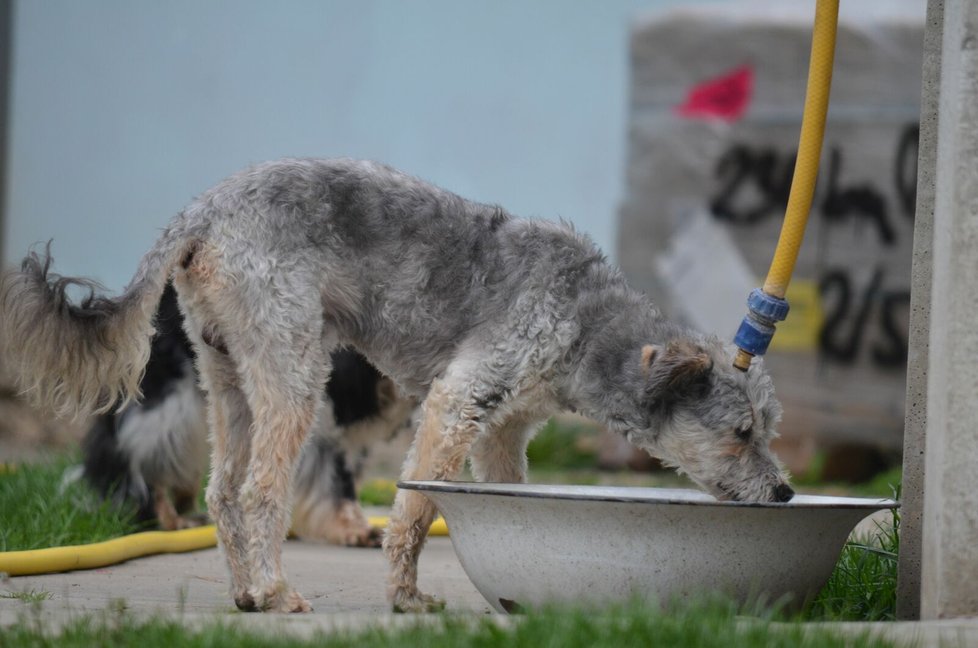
xmin=619 ymin=1 xmax=925 ymax=454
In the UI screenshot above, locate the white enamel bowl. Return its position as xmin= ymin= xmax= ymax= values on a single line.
xmin=400 ymin=481 xmax=897 ymax=614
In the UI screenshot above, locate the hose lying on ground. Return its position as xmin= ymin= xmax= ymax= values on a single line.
xmin=0 ymin=517 xmax=448 ymax=577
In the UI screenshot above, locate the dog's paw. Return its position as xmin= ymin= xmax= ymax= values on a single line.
xmin=390 ymin=587 xmax=446 ymax=613
xmin=329 ymin=502 xmax=384 ymax=548
xmin=292 ymin=500 xmax=384 ymax=548
xmin=343 ymin=525 xmax=384 ymax=548
xmin=233 ymin=591 xmax=258 ymax=612
xmin=277 ymin=589 xmax=313 ymax=614
xmin=250 ymin=584 xmax=313 ymax=613
xmin=325 ymin=522 xmax=383 ymax=548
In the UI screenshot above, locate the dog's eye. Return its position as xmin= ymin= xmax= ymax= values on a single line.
xmin=735 ymin=426 xmax=752 ymax=441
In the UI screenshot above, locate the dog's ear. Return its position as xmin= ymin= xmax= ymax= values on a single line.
xmin=642 ymin=340 xmax=713 ymax=406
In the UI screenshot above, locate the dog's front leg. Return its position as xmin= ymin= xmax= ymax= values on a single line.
xmin=384 ymin=379 xmax=479 ymax=612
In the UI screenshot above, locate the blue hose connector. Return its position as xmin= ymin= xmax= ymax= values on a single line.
xmin=733 ymin=288 xmax=790 ymax=359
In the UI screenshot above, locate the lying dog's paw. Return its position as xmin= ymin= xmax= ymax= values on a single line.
xmin=390 ymin=587 xmax=446 ymax=613
xmin=323 ymin=520 xmax=384 ymax=547
xmin=328 ymin=501 xmax=384 ymax=548
xmin=292 ymin=501 xmax=384 ymax=548
xmin=345 ymin=525 xmax=384 ymax=548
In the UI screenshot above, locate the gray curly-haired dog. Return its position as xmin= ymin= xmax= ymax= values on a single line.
xmin=0 ymin=158 xmax=792 ymax=614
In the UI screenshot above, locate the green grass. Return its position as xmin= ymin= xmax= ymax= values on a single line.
xmin=849 ymin=467 xmax=903 ymax=499
xmin=525 ymin=418 xmax=600 ymax=470
xmin=795 ymin=463 xmax=902 ymax=500
xmin=0 ymin=453 xmax=144 ymax=552
xmin=805 ymin=488 xmax=900 ymax=621
xmin=359 ymin=478 xmax=398 ymax=507
xmin=0 ymin=599 xmax=898 ymax=648
xmin=0 ymin=450 xmax=901 ymax=625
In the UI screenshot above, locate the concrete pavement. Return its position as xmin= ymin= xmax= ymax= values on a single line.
xmin=0 ymin=536 xmax=492 ymax=636
xmin=2 ymin=530 xmax=978 ymax=646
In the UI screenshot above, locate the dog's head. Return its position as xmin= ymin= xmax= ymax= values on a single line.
xmin=626 ymin=337 xmax=793 ymax=503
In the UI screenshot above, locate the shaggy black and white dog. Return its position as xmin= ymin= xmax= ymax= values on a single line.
xmin=77 ymin=283 xmax=413 ymax=546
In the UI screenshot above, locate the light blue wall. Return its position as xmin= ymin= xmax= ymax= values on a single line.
xmin=5 ymin=0 xmax=700 ymax=290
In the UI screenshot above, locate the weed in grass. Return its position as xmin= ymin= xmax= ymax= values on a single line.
xmin=805 ymin=483 xmax=901 ymax=621
xmin=0 ymin=589 xmax=53 ymax=603
xmin=0 ymin=454 xmax=145 ymax=551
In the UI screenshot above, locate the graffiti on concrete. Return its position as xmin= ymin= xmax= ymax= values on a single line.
xmin=709 ymin=123 xmax=919 ymax=368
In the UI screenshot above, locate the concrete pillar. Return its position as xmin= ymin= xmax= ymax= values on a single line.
xmin=915 ymin=0 xmax=978 ymax=620
xmin=896 ymin=0 xmax=943 ymax=622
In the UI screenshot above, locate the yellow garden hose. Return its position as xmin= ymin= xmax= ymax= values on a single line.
xmin=0 ymin=526 xmax=218 ymax=577
xmin=0 ymin=517 xmax=448 ymax=577
xmin=368 ymin=516 xmax=448 ymax=537
xmin=733 ymin=0 xmax=840 ymax=370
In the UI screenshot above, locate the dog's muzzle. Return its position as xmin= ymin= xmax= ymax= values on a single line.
xmin=772 ymin=483 xmax=795 ymax=503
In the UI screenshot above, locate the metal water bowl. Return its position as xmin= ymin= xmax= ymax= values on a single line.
xmin=401 ymin=481 xmax=897 ymax=614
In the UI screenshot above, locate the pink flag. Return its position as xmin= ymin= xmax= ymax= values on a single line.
xmin=676 ymin=65 xmax=754 ymax=122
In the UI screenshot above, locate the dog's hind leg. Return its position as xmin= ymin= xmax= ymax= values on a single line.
xmin=235 ymin=325 xmax=329 ymax=613
xmin=198 ymin=351 xmax=257 ymax=610
xmin=384 ymin=378 xmax=480 ymax=613
xmin=240 ymin=379 xmax=323 ymax=612
xmin=469 ymin=412 xmax=543 ymax=483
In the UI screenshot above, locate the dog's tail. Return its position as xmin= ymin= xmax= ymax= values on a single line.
xmin=0 ymin=213 xmax=202 ymax=419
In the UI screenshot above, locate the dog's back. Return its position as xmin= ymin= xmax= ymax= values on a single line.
xmin=185 ymin=158 xmax=609 ymax=399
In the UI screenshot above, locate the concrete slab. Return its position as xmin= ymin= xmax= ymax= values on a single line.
xmin=0 ymin=537 xmax=492 ymax=632
xmin=803 ymin=619 xmax=978 ymax=647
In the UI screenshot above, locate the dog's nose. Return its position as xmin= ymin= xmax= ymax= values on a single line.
xmin=773 ymin=483 xmax=795 ymax=503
